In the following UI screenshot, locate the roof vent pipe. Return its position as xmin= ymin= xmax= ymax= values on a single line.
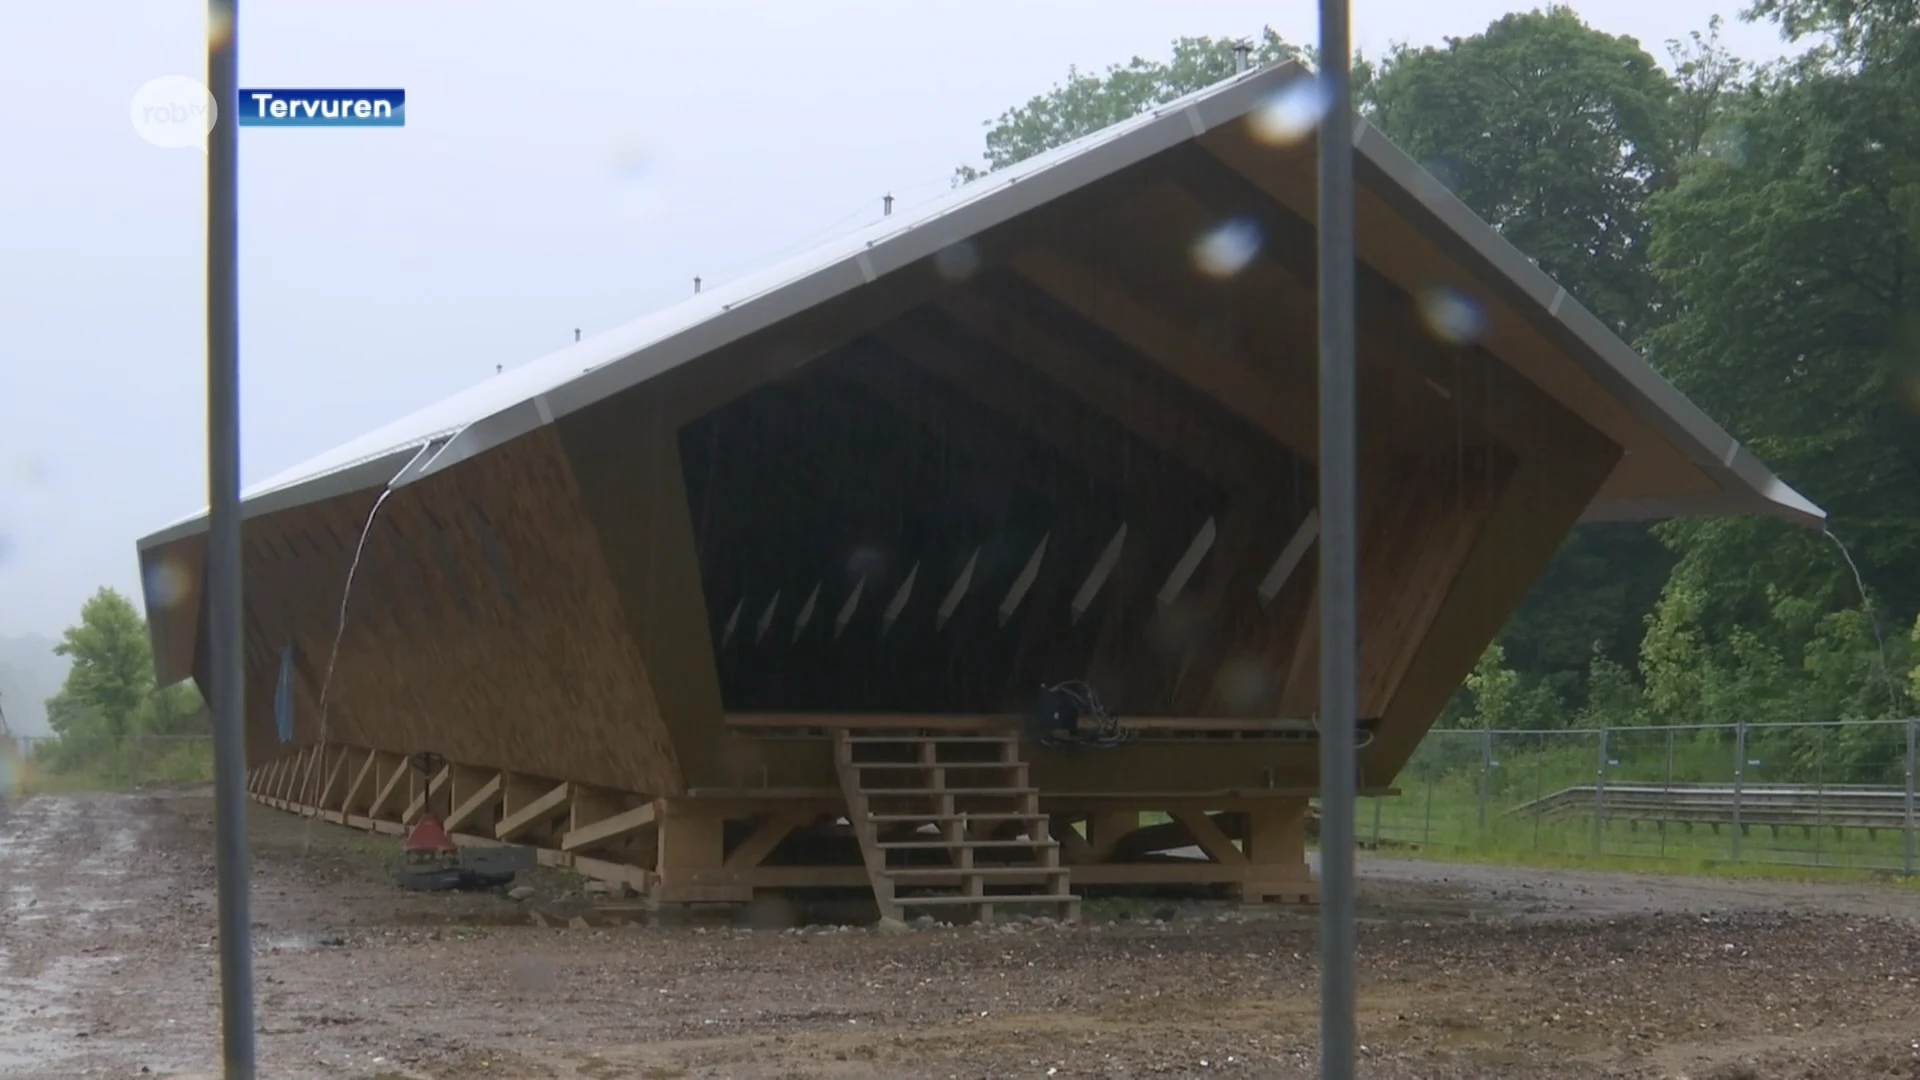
xmin=1234 ymin=41 xmax=1251 ymax=74
xmin=694 ymin=276 xmax=702 ymax=294
xmin=883 ymin=193 xmax=894 ymax=216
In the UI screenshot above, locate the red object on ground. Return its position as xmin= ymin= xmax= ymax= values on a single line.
xmin=402 ymin=812 xmax=456 ymax=856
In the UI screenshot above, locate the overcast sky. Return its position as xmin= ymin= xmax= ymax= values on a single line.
xmin=0 ymin=0 xmax=1797 ymax=638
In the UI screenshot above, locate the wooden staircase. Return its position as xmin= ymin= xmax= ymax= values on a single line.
xmin=833 ymin=729 xmax=1078 ymax=924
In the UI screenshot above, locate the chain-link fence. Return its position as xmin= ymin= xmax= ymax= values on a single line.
xmin=4 ymin=734 xmax=216 ymax=793
xmin=1365 ymin=719 xmax=1920 ymax=872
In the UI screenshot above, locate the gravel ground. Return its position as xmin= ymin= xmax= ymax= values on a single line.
xmin=2 ymin=790 xmax=1919 ymax=1080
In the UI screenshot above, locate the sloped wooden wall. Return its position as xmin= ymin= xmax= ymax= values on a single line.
xmin=226 ymin=428 xmax=682 ymax=795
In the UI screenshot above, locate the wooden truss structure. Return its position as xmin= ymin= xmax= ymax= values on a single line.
xmin=250 ymin=717 xmax=1330 ymax=920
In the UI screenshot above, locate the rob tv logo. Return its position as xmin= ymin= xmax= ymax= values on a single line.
xmin=128 ymin=77 xmax=405 ymax=150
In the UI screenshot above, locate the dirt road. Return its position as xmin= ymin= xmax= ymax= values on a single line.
xmin=3 ymin=791 xmax=1919 ymax=1080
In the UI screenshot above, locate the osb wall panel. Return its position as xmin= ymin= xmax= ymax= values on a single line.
xmin=1278 ymin=445 xmax=1515 ymax=722
xmin=1365 ymin=436 xmax=1621 ymax=778
xmin=233 ymin=497 xmax=365 ymax=769
xmin=236 ymin=428 xmax=682 ymax=794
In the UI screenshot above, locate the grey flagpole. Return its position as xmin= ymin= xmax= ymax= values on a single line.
xmin=206 ymin=1 xmax=259 ymax=1076
xmin=1315 ymin=0 xmax=1359 ymax=1076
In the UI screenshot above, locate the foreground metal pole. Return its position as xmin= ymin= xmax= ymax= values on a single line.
xmin=1314 ymin=0 xmax=1357 ymax=1076
xmin=207 ymin=3 xmax=258 ymax=1076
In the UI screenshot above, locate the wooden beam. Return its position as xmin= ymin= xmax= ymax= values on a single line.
xmin=341 ymin=749 xmax=378 ymax=815
xmin=1170 ymin=809 xmax=1249 ymax=865
xmin=403 ymin=765 xmax=449 ymax=823
xmin=561 ymin=800 xmax=658 ymax=854
xmin=496 ymin=780 xmax=572 ymax=842
xmin=722 ymin=809 xmax=812 ymax=871
xmin=992 ymin=249 xmax=1317 ymax=463
xmin=367 ymin=754 xmax=408 ymax=820
xmin=318 ymin=746 xmax=349 ymax=811
xmin=929 ymin=284 xmax=1298 ymax=490
xmin=1051 ymin=817 xmax=1098 ymax=865
xmin=444 ymin=771 xmax=504 ymax=834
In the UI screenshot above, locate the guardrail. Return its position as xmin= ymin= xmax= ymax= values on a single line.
xmin=1512 ymin=782 xmax=1913 ymax=837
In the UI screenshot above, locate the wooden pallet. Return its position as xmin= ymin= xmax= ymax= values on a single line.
xmin=833 ymin=728 xmax=1078 ymax=924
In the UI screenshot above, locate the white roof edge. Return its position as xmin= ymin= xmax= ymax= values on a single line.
xmin=138 ymin=59 xmax=1822 ymax=555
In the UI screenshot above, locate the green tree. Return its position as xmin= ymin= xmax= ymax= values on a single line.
xmin=1641 ymin=0 xmax=1920 ymax=700
xmin=1365 ymin=7 xmax=1686 ymax=705
xmin=43 ymin=587 xmax=206 ymax=773
xmin=1369 ymin=6 xmax=1677 ymax=339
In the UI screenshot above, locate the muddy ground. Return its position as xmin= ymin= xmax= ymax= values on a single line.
xmin=2 ymin=791 xmax=1919 ymax=1080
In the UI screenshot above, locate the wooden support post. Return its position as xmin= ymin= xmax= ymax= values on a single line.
xmin=561 ymin=798 xmax=658 ymax=854
xmin=1233 ymin=798 xmax=1315 ymax=904
xmin=340 ymin=749 xmax=378 ymax=816
xmin=367 ymin=754 xmax=409 ymax=822
xmin=317 ymin=746 xmax=350 ymax=817
xmin=277 ymin=749 xmax=303 ymax=801
xmin=1051 ymin=817 xmax=1097 ymax=865
xmin=1086 ymin=811 xmax=1141 ymax=862
xmin=655 ymin=799 xmax=740 ymax=905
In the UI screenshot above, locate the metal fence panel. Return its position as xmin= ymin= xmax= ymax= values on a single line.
xmin=1362 ymin=720 xmax=1920 ymax=874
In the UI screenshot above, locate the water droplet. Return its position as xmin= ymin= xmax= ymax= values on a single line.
xmin=1248 ymin=75 xmax=1329 ymax=147
xmin=1192 ymin=218 xmax=1263 ymax=279
xmin=933 ymin=241 xmax=980 ymax=282
xmin=145 ymin=556 xmax=191 ymax=609
xmin=605 ymin=138 xmax=666 ymax=224
xmin=1215 ymin=657 xmax=1274 ymax=712
xmin=1417 ymin=288 xmax=1485 ymax=345
xmin=1421 ymin=156 xmax=1463 ymax=193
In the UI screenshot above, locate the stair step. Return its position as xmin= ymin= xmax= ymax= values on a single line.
xmin=862 ymin=787 xmax=1037 ymax=796
xmin=886 ymin=866 xmax=1068 ymax=881
xmin=892 ymin=893 xmax=1076 ymax=907
xmin=868 ymin=811 xmax=1044 ymax=824
xmin=876 ymin=838 xmax=1056 ymax=850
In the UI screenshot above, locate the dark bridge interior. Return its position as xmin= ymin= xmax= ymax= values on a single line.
xmin=681 ymin=266 xmax=1315 ymax=717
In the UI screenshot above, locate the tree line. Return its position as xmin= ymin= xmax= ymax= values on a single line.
xmin=954 ymin=1 xmax=1920 ymax=749
xmin=29 ymin=587 xmax=208 ymax=782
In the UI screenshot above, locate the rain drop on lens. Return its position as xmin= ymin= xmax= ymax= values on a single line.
xmin=145 ymin=556 xmax=192 ymax=609
xmin=1192 ymin=218 xmax=1263 ymax=279
xmin=1417 ymin=288 xmax=1486 ymax=345
xmin=1249 ymin=75 xmax=1329 ymax=147
xmin=934 ymin=241 xmax=980 ymax=282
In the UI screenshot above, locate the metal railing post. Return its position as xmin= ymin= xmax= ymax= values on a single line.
xmin=1904 ymin=719 xmax=1915 ymax=876
xmin=1815 ymin=726 xmax=1827 ymax=868
xmin=1478 ymin=728 xmax=1493 ymax=835
xmin=1594 ymin=727 xmax=1610 ymax=855
xmin=1731 ymin=721 xmax=1747 ymax=863
xmin=1422 ymin=771 xmax=1434 ymax=850
xmin=1660 ymin=727 xmax=1674 ymax=858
